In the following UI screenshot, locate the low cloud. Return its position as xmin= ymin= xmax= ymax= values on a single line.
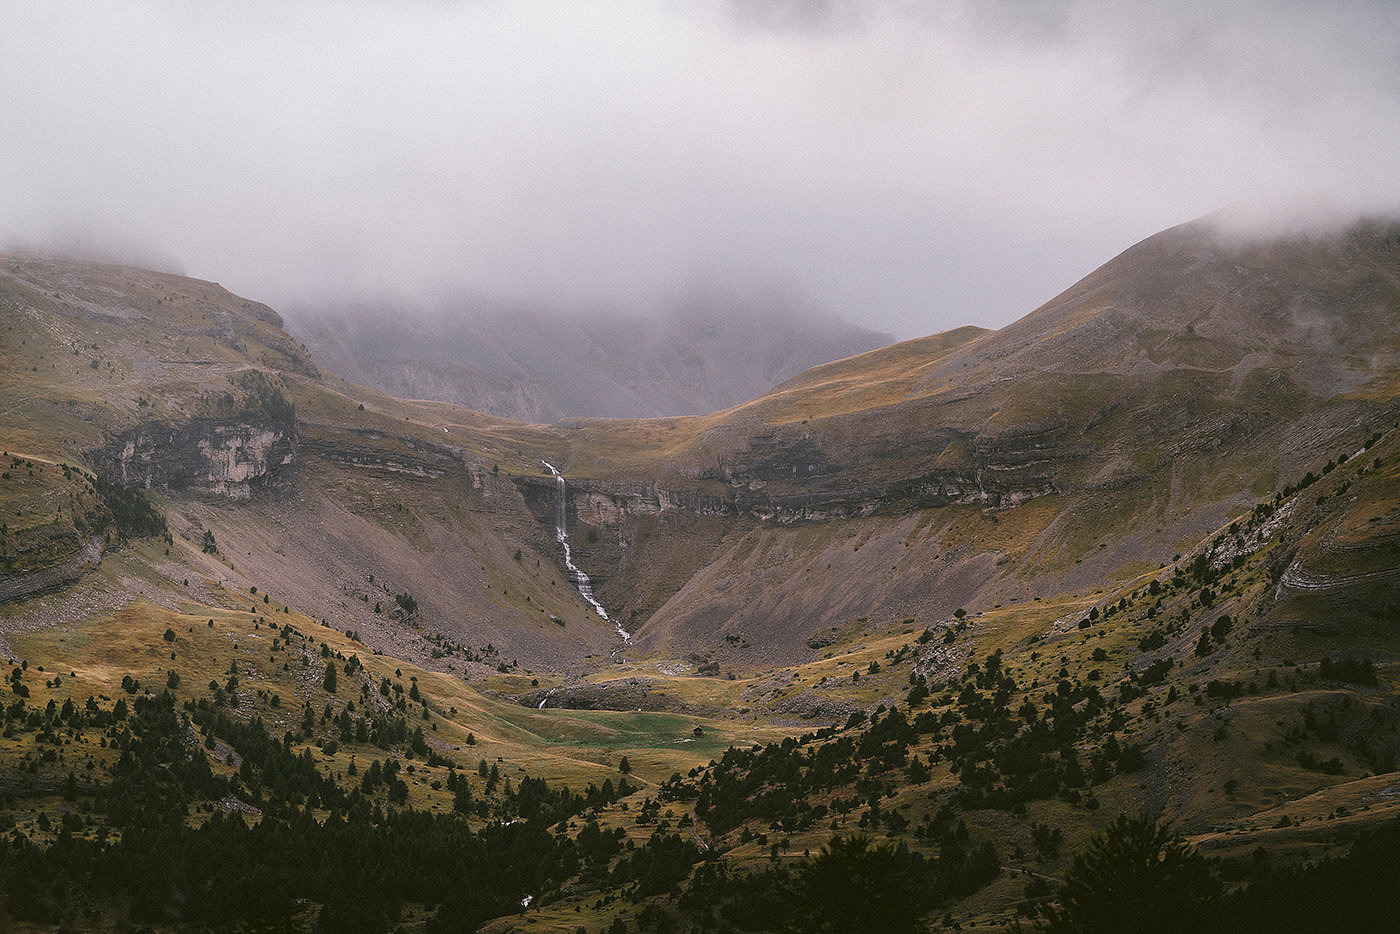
xmin=2 ymin=1 xmax=1396 ymax=337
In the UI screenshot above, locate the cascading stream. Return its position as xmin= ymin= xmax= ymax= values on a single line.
xmin=541 ymin=461 xmax=630 ymax=642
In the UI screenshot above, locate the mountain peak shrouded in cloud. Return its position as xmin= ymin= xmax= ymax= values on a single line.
xmin=2 ymin=226 xmax=187 ymax=278
xmin=2 ymin=1 xmax=1397 ymax=338
xmin=1206 ymin=197 xmax=1400 ymax=245
xmin=285 ymin=283 xmax=894 ymax=421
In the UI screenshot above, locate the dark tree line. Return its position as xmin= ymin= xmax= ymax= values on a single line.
xmin=0 ymin=690 xmax=654 ymax=932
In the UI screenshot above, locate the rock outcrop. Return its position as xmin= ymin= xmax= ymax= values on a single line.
xmin=92 ymin=418 xmax=296 ymax=499
xmin=0 ymin=536 xmax=102 ymax=605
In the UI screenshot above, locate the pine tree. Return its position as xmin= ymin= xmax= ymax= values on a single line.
xmin=1034 ymin=815 xmax=1219 ymax=934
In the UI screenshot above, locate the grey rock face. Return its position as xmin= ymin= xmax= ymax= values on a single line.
xmin=93 ymin=418 xmax=297 ymax=499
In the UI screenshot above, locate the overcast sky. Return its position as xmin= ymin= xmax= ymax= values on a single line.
xmin=3 ymin=1 xmax=1398 ymax=338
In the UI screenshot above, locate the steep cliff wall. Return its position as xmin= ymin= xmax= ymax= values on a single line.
xmin=515 ymin=422 xmax=1062 ymax=534
xmin=92 ymin=418 xmax=296 ymax=499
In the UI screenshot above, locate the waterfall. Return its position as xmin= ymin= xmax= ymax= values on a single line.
xmin=541 ymin=461 xmax=631 ymax=642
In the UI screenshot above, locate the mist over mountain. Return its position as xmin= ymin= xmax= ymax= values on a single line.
xmin=8 ymin=2 xmax=1399 ymax=340
xmin=286 ymin=290 xmax=892 ymax=421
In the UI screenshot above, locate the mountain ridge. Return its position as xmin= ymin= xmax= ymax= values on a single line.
xmin=510 ymin=218 xmax=1400 ymax=660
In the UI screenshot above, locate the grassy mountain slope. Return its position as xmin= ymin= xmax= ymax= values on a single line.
xmin=0 ymin=252 xmax=629 ymax=672
xmin=526 ymin=219 xmax=1400 ymax=662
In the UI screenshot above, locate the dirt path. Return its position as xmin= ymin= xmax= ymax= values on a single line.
xmin=687 ymin=808 xmax=710 ymax=852
xmin=1001 ymin=863 xmax=1060 ymax=884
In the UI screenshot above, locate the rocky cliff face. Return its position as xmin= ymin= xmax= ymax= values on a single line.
xmin=518 ymin=424 xmax=1062 ymax=536
xmin=93 ymin=418 xmax=296 ymax=499
xmin=515 ymin=475 xmax=735 ymax=528
xmin=0 ymin=536 xmax=102 ymax=606
xmin=709 ymin=422 xmax=1064 ymax=521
